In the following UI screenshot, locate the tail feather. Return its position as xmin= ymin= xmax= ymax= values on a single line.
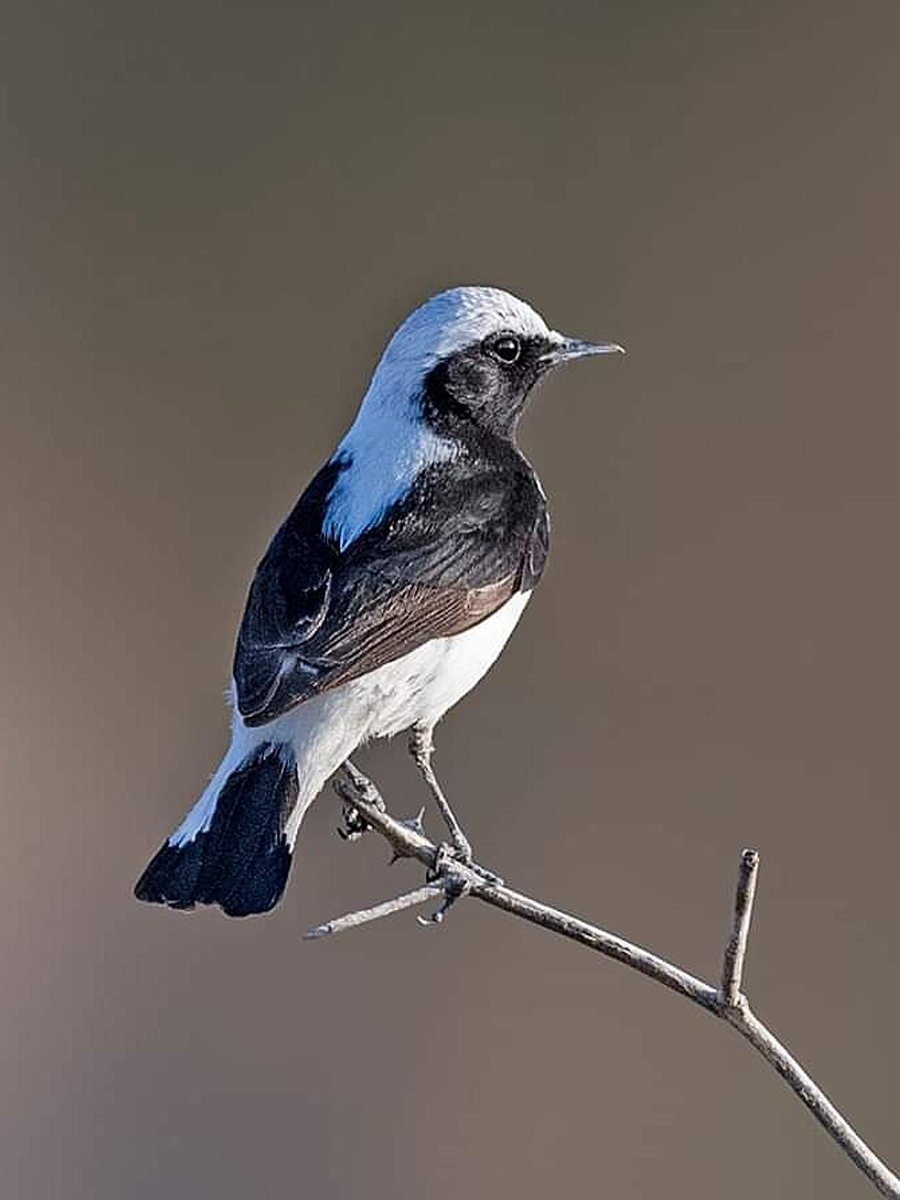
xmin=135 ymin=743 xmax=299 ymax=917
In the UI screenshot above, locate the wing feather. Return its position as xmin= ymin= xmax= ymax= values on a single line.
xmin=233 ymin=455 xmax=547 ymax=727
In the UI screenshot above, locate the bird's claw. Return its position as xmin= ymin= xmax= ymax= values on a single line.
xmin=470 ymin=862 xmax=504 ymax=886
xmin=336 ymin=801 xmax=369 ymax=842
xmin=435 ymin=839 xmax=504 ymax=887
xmin=419 ymin=846 xmax=470 ymax=925
xmin=417 ymin=843 xmax=503 ymax=925
xmin=333 ymin=762 xmax=387 ymax=841
xmin=450 ymin=833 xmax=474 ymax=865
xmin=417 ymin=890 xmax=463 ymax=926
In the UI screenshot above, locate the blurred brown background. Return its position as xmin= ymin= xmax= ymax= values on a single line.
xmin=3 ymin=2 xmax=899 ymax=1197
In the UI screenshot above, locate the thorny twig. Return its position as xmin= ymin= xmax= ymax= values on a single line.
xmin=306 ymin=763 xmax=900 ymax=1199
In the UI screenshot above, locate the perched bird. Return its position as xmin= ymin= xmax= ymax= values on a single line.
xmin=135 ymin=286 xmax=622 ymax=917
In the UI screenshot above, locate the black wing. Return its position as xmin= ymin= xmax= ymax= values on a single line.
xmin=233 ymin=453 xmax=548 ymax=727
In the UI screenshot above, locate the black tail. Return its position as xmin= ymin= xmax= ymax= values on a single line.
xmin=135 ymin=743 xmax=299 ymax=918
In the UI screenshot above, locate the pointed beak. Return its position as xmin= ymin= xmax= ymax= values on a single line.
xmin=540 ymin=335 xmax=625 ymax=368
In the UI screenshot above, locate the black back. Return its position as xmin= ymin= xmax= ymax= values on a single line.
xmin=234 ymin=439 xmax=548 ymax=726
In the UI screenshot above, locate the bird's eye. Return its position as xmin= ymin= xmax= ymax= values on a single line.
xmin=488 ymin=335 xmax=521 ymax=365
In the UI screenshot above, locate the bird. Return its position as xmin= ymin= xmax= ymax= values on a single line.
xmin=135 ymin=286 xmax=623 ymax=917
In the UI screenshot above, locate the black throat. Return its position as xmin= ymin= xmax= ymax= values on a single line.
xmin=403 ymin=343 xmax=551 ymax=596
xmin=418 ymin=335 xmax=552 ymax=444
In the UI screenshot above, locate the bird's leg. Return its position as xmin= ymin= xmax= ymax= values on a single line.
xmin=408 ymin=725 xmax=473 ymax=864
xmin=334 ymin=742 xmax=501 ymax=927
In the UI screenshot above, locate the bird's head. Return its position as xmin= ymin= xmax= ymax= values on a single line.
xmin=367 ymin=285 xmax=623 ymax=440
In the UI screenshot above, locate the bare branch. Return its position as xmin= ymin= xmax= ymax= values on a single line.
xmin=720 ymin=847 xmax=760 ymax=1006
xmin=305 ymin=884 xmax=443 ymax=939
xmin=310 ymin=766 xmax=900 ymax=1199
xmin=724 ymin=1000 xmax=898 ymax=1198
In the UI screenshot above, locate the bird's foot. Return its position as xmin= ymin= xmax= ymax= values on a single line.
xmin=417 ymin=842 xmax=504 ymax=926
xmin=460 ymin=855 xmax=504 ymax=888
xmin=336 ymin=803 xmax=368 ymax=842
xmin=449 ymin=828 xmax=473 ymax=865
xmin=418 ymin=844 xmax=471 ymax=925
xmin=333 ymin=761 xmax=386 ymax=841
xmin=439 ymin=830 xmax=504 ymax=887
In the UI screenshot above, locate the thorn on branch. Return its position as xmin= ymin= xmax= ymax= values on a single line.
xmin=389 ymin=808 xmax=428 ymax=863
xmin=402 ymin=807 xmax=427 ymax=837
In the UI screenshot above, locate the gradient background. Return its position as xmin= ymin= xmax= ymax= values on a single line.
xmin=3 ymin=3 xmax=900 ymax=1197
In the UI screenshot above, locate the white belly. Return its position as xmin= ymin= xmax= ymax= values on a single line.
xmin=216 ymin=590 xmax=532 ymax=846
xmin=361 ymin=588 xmax=532 ymax=738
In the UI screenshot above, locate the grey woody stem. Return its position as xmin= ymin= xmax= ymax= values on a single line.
xmin=306 ymin=883 xmax=443 ymax=939
xmin=720 ymin=848 xmax=760 ymax=1006
xmin=308 ymin=766 xmax=900 ymax=1200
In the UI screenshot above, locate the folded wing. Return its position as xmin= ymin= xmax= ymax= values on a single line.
xmin=233 ymin=457 xmax=548 ymax=727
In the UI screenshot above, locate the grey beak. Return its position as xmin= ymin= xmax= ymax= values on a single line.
xmin=540 ymin=336 xmax=625 ymax=366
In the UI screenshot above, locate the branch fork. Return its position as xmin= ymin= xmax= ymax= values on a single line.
xmin=305 ymin=764 xmax=899 ymax=1199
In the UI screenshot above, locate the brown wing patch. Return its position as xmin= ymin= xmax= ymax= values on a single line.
xmin=307 ymin=572 xmax=519 ymax=697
